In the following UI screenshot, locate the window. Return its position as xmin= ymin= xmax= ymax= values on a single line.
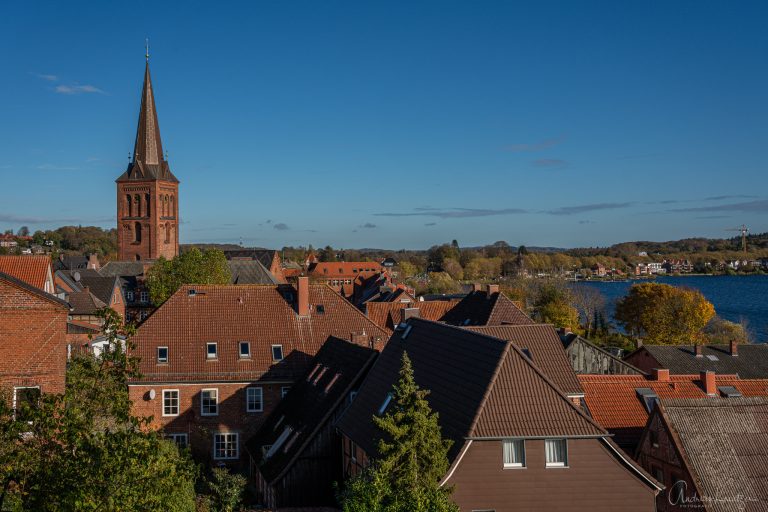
xmin=126 ymin=290 xmax=134 ymax=302
xmin=281 ymin=386 xmax=291 ymax=398
xmin=134 ymin=221 xmax=142 ymax=243
xmin=636 ymin=388 xmax=659 ymax=413
xmin=162 ymin=390 xmax=179 ymax=416
xmin=348 ymin=437 xmax=357 ymax=462
xmin=206 ymin=342 xmax=218 ymax=360
xmin=166 ymin=433 xmax=188 ymax=449
xmin=266 ymin=427 xmax=293 ymax=459
xmin=272 ymin=345 xmax=284 ymax=361
xmin=378 ymin=393 xmax=393 ymax=415
xmin=139 ymin=310 xmax=148 ymax=321
xmin=213 ymin=433 xmax=239 ymax=460
xmin=649 ymin=430 xmax=659 ymax=447
xmin=502 ymin=439 xmax=525 ymax=468
xmin=140 ymin=291 xmax=149 ymax=303
xmin=316 ymin=304 xmax=325 ymax=314
xmin=239 ymin=341 xmax=250 ymax=358
xmin=157 ymin=346 xmax=168 ymax=363
xmin=246 ymin=387 xmax=263 ymax=412
xmin=652 ymin=465 xmax=664 ymax=484
xmin=13 ymin=387 xmax=40 ymax=422
xmin=545 ymin=439 xmax=567 ymax=467
xmin=201 ymin=389 xmax=218 ymax=416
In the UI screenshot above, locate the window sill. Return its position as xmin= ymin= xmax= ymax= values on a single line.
xmin=545 ymin=464 xmax=569 ymax=469
xmin=157 ymin=362 xmax=169 ymax=365
xmin=503 ymin=465 xmax=526 ymax=470
xmin=206 ymin=358 xmax=219 ymax=362
xmin=246 ymin=409 xmax=264 ymax=414
xmin=162 ymin=413 xmax=180 ymax=417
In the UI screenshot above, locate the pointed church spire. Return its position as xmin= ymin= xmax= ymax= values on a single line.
xmin=133 ymin=59 xmax=164 ymax=167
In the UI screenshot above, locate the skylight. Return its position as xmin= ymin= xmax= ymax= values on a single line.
xmin=635 ymin=388 xmax=659 ymax=413
xmin=706 ymin=354 xmax=719 ymax=361
xmin=718 ymin=386 xmax=742 ymax=398
xmin=266 ymin=426 xmax=293 ymax=459
xmin=378 ymin=393 xmax=393 ymax=415
xmin=401 ymin=325 xmax=413 ymax=340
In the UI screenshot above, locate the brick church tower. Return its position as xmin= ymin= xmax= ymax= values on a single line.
xmin=116 ymin=55 xmax=179 ymax=261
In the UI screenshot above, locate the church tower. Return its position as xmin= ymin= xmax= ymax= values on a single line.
xmin=116 ymin=52 xmax=179 ymax=261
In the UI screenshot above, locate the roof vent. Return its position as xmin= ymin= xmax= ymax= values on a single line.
xmin=718 ymin=386 xmax=742 ymax=398
xmin=188 ymin=289 xmax=197 ymax=297
xmin=636 ymin=388 xmax=659 ymax=413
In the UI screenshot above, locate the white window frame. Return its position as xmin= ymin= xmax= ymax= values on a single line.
xmin=545 ymin=438 xmax=568 ymax=468
xmin=239 ymin=341 xmax=250 ymax=358
xmin=502 ymin=439 xmax=525 ymax=468
xmin=125 ymin=290 xmax=134 ymax=302
xmin=140 ymin=291 xmax=149 ymax=303
xmin=162 ymin=389 xmax=179 ymax=417
xmin=246 ymin=387 xmax=263 ymax=412
xmin=166 ymin=432 xmax=188 ymax=448
xmin=201 ymin=388 xmax=219 ymax=416
xmin=213 ymin=432 xmax=239 ymax=460
xmin=206 ymin=342 xmax=218 ymax=360
xmin=271 ymin=344 xmax=284 ymax=361
xmin=281 ymin=386 xmax=291 ymax=398
xmin=157 ymin=346 xmax=168 ymax=363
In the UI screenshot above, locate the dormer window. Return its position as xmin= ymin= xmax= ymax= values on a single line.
xmin=272 ymin=345 xmax=284 ymax=361
xmin=157 ymin=346 xmax=168 ymax=363
xmin=636 ymin=388 xmax=659 ymax=413
xmin=206 ymin=342 xmax=218 ymax=360
xmin=239 ymin=341 xmax=250 ymax=358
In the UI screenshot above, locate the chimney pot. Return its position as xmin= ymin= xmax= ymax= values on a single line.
xmin=486 ymin=284 xmax=500 ymax=295
xmin=694 ymin=344 xmax=703 ymax=357
xmin=472 ymin=283 xmax=482 ymax=292
xmin=730 ymin=340 xmax=739 ymax=357
xmin=700 ymin=370 xmax=716 ymax=396
xmin=652 ymin=368 xmax=670 ymax=382
xmin=297 ymin=277 xmax=309 ymax=316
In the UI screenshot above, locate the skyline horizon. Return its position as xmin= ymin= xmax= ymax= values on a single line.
xmin=2 ymin=2 xmax=766 ymax=249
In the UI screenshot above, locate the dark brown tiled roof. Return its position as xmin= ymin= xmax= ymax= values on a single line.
xmin=116 ymin=62 xmax=178 ymax=183
xmin=365 ymin=300 xmax=459 ymax=332
xmin=658 ymin=397 xmax=768 ymax=509
xmin=67 ymin=290 xmax=107 ymax=315
xmin=628 ymin=344 xmax=768 ymax=379
xmin=223 ymin=249 xmax=279 ymax=269
xmin=0 ymin=255 xmax=51 ymax=291
xmin=466 ymin=324 xmax=583 ymax=396
xmin=130 ymin=284 xmax=388 ymax=383
xmin=246 ymin=338 xmax=377 ymax=483
xmin=336 ymin=319 xmax=605 ymax=462
xmin=67 ymin=320 xmax=102 ymax=334
xmin=228 ymin=260 xmax=279 ymax=285
xmin=99 ymin=261 xmax=148 ymax=277
xmin=76 ymin=275 xmax=120 ymax=305
xmin=439 ymin=290 xmax=534 ymax=326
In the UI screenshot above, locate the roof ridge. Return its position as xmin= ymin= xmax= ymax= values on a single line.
xmin=466 ymin=341 xmax=511 ymax=437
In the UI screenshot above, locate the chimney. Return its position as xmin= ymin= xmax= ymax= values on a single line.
xmin=400 ymin=307 xmax=421 ymax=325
xmin=730 ymin=340 xmax=739 ymax=357
xmin=652 ymin=368 xmax=670 ymax=382
xmin=351 ymin=332 xmax=367 ymax=345
xmin=636 ymin=339 xmax=643 ymax=348
xmin=700 ymin=371 xmax=716 ymax=396
xmin=486 ymin=284 xmax=500 ymax=295
xmin=472 ymin=283 xmax=482 ymax=292
xmin=694 ymin=344 xmax=703 ymax=357
xmin=87 ymin=253 xmax=100 ymax=270
xmin=297 ymin=276 xmax=309 ymax=316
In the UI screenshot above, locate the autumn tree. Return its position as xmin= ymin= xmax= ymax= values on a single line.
xmin=425 ymin=272 xmax=461 ymax=295
xmin=615 ymin=282 xmax=715 ymax=345
xmin=532 ymin=280 xmax=579 ymax=329
xmin=146 ymin=248 xmax=232 ymax=305
xmin=339 ymin=353 xmax=459 ymax=512
xmin=569 ymin=284 xmax=606 ymax=336
xmin=442 ymin=258 xmax=464 ymax=281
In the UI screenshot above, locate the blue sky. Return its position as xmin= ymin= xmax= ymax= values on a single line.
xmin=1 ymin=1 xmax=766 ymax=249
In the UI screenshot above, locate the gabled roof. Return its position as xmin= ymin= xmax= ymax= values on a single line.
xmin=98 ymin=261 xmax=148 ymax=277
xmin=439 ymin=290 xmax=534 ymax=326
xmin=0 ymin=271 xmax=69 ymax=309
xmin=466 ymin=324 xmax=583 ymax=396
xmin=0 ymin=255 xmax=52 ymax=291
xmin=223 ymin=249 xmax=278 ymax=269
xmin=53 ymin=254 xmax=88 ymax=271
xmin=656 ymin=397 xmax=768 ymax=509
xmin=580 ymin=373 xmax=768 ymax=451
xmin=336 ymin=319 xmax=605 ymax=463
xmin=246 ymin=338 xmax=377 ymax=483
xmin=563 ymin=333 xmax=646 ymax=375
xmin=130 ymin=283 xmax=388 ymax=383
xmin=628 ymin=344 xmax=768 ymax=379
xmin=67 ymin=289 xmax=108 ymax=315
xmin=67 ymin=320 xmax=102 ymax=335
xmin=228 ymin=260 xmax=279 ymax=285
xmin=365 ymin=300 xmax=460 ymax=332
xmin=116 ymin=61 xmax=178 ymax=183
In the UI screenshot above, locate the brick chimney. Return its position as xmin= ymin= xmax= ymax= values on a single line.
xmin=694 ymin=344 xmax=703 ymax=357
xmin=730 ymin=340 xmax=739 ymax=357
xmin=652 ymin=368 xmax=670 ymax=382
xmin=700 ymin=370 xmax=716 ymax=396
xmin=400 ymin=307 xmax=420 ymax=324
xmin=350 ymin=332 xmax=367 ymax=345
xmin=297 ymin=276 xmax=309 ymax=316
xmin=472 ymin=283 xmax=483 ymax=292
xmin=486 ymin=284 xmax=500 ymax=295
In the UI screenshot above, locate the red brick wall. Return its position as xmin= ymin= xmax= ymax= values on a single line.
xmin=447 ymin=438 xmax=658 ymax=512
xmin=0 ymin=279 xmax=68 ymax=396
xmin=117 ymin=180 xmax=179 ymax=261
xmin=129 ymin=381 xmax=290 ymax=466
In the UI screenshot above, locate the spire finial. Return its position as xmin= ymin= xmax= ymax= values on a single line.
xmin=145 ymin=38 xmax=149 ymax=62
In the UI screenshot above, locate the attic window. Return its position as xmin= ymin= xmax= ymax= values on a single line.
xmin=378 ymin=393 xmax=393 ymax=415
xmin=283 ymin=430 xmax=301 ymax=453
xmin=157 ymin=346 xmax=168 ymax=363
xmin=316 ymin=305 xmax=325 ymax=314
xmin=306 ymin=363 xmax=322 ymax=382
xmin=706 ymin=354 xmax=719 ymax=361
xmin=636 ymin=388 xmax=659 ymax=413
xmin=463 ymin=319 xmax=471 ymax=326
xmin=324 ymin=373 xmax=341 ymax=393
xmin=206 ymin=342 xmax=218 ymax=360
xmin=188 ymin=289 xmax=197 ymax=296
xmin=266 ymin=426 xmax=294 ymax=459
xmin=313 ymin=367 xmax=328 ymax=385
xmin=272 ymin=345 xmax=284 ymax=361
xmin=718 ymin=386 xmax=742 ymax=398
xmin=401 ymin=325 xmax=413 ymax=340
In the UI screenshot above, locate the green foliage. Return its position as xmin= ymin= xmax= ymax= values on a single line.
xmin=0 ymin=308 xmax=198 ymax=512
xmin=532 ymin=280 xmax=580 ymax=328
xmin=615 ymin=282 xmax=716 ymax=345
xmin=32 ymin=226 xmax=118 ymax=257
xmin=424 ymin=272 xmax=461 ymax=295
xmin=205 ymin=467 xmax=247 ymax=512
xmin=397 ymin=261 xmax=418 ymax=279
xmin=703 ymin=316 xmax=753 ymax=344
xmin=339 ymin=353 xmax=459 ymax=512
xmin=146 ymin=248 xmax=232 ymax=305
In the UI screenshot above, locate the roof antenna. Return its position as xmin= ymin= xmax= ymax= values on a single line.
xmin=145 ymin=38 xmax=150 ymax=62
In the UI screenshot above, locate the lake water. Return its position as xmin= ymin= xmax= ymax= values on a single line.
xmin=573 ymin=275 xmax=768 ymax=343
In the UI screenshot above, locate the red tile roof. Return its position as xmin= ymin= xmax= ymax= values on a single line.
xmin=0 ymin=255 xmax=52 ymax=291
xmin=365 ymin=300 xmax=460 ymax=332
xmin=308 ymin=262 xmax=383 ymax=278
xmin=579 ymin=373 xmax=768 ymax=451
xmin=130 ymin=283 xmax=389 ymax=383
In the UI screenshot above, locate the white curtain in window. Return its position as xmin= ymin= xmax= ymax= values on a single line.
xmin=545 ymin=439 xmax=566 ymax=464
xmin=503 ymin=439 xmax=524 ymax=465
